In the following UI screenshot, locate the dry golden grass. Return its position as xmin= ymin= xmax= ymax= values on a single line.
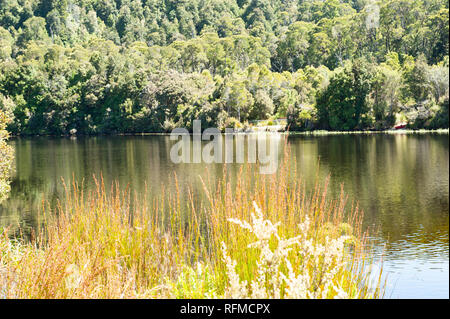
xmin=0 ymin=145 xmax=384 ymax=299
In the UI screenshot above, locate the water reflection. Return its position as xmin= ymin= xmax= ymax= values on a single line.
xmin=0 ymin=133 xmax=448 ymax=298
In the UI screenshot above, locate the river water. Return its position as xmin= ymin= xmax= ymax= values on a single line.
xmin=1 ymin=133 xmax=448 ymax=298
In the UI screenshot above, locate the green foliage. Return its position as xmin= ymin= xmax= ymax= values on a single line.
xmin=166 ymin=263 xmax=219 ymax=298
xmin=317 ymin=59 xmax=374 ymax=130
xmin=429 ymin=97 xmax=450 ymax=129
xmin=403 ymin=54 xmax=432 ymax=103
xmin=0 ymin=95 xmax=14 ymax=202
xmin=0 ymin=0 xmax=447 ymax=134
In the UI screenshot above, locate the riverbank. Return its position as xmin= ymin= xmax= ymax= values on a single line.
xmin=286 ymin=128 xmax=449 ymax=136
xmin=9 ymin=128 xmax=449 ymax=139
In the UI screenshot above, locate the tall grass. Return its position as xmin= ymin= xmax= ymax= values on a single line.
xmin=0 ymin=146 xmax=383 ymax=299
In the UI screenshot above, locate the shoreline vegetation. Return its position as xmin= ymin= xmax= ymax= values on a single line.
xmin=0 ymin=1 xmax=448 ymax=137
xmin=286 ymin=128 xmax=450 ymax=135
xmin=8 ymin=128 xmax=449 ymax=139
xmin=0 ymin=147 xmax=384 ymax=299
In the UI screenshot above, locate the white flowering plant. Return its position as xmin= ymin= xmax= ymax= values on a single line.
xmin=221 ymin=202 xmax=375 ymax=299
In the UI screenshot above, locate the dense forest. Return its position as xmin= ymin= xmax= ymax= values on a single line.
xmin=0 ymin=0 xmax=448 ymax=134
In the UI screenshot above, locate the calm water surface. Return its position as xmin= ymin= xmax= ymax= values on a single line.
xmin=1 ymin=133 xmax=448 ymax=298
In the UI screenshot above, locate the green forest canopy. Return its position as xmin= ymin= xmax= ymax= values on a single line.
xmin=0 ymin=0 xmax=448 ymax=134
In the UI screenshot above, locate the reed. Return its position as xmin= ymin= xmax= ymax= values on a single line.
xmin=0 ymin=145 xmax=384 ymax=298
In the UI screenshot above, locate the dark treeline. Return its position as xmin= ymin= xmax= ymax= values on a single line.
xmin=0 ymin=0 xmax=448 ymax=135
